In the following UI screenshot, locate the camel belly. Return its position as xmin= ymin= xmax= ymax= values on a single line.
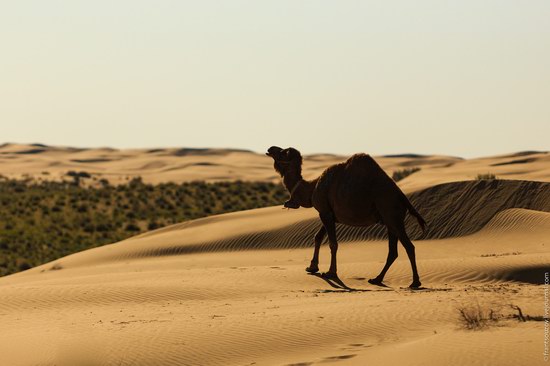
xmin=332 ymin=207 xmax=381 ymax=227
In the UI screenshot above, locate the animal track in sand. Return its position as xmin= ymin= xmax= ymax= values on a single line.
xmin=285 ymin=353 xmax=357 ymax=366
xmin=398 ymin=287 xmax=453 ymax=292
xmin=318 ymin=354 xmax=357 ymax=363
xmin=340 ymin=343 xmax=374 ymax=351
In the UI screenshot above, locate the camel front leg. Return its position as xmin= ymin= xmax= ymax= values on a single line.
xmin=319 ymin=212 xmax=338 ymax=279
xmin=306 ymin=226 xmax=326 ymax=273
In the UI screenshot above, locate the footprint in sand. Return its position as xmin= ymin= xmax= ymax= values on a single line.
xmin=287 ymin=354 xmax=357 ymax=365
xmin=341 ymin=343 xmax=373 ymax=351
xmin=319 ymin=354 xmax=357 ymax=362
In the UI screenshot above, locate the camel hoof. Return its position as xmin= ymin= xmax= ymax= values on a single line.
xmin=409 ymin=281 xmax=422 ymax=289
xmin=305 ymin=266 xmax=319 ymax=273
xmin=283 ymin=200 xmax=300 ymax=209
xmin=368 ymin=278 xmax=383 ymax=286
xmin=321 ymin=271 xmax=338 ymax=280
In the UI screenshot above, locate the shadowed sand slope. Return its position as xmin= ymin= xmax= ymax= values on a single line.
xmin=406 ymin=179 xmax=550 ymax=238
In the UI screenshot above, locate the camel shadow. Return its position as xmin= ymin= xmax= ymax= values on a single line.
xmin=308 ymin=273 xmax=376 ymax=292
xmin=399 ymin=286 xmax=452 ymax=292
xmin=308 ymin=273 xmax=448 ymax=293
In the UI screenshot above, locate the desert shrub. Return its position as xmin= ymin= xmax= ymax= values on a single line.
xmin=125 ymin=223 xmax=140 ymax=232
xmin=457 ymin=302 xmax=544 ymax=330
xmin=457 ymin=302 xmax=499 ymax=330
xmin=16 ymin=258 xmax=31 ymax=271
xmin=392 ymin=167 xmax=421 ymax=182
xmin=0 ymin=178 xmax=287 ymax=276
xmin=476 ymin=173 xmax=497 ymax=180
xmin=66 ymin=171 xmax=91 ymax=179
xmin=147 ymin=221 xmax=161 ymax=230
xmin=77 ymin=204 xmax=88 ymax=213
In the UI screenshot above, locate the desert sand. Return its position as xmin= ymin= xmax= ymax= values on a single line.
xmin=0 ymin=145 xmax=549 ymax=365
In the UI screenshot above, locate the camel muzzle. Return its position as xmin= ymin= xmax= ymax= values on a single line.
xmin=266 ymin=146 xmax=283 ymax=159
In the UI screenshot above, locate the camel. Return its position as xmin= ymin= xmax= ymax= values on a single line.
xmin=266 ymin=146 xmax=426 ymax=288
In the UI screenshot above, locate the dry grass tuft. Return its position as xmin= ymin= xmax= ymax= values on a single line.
xmin=458 ymin=302 xmax=499 ymax=330
xmin=458 ymin=302 xmax=544 ymax=330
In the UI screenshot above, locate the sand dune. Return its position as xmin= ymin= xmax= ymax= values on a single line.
xmin=0 ymin=224 xmax=546 ymax=365
xmin=1 ymin=143 xmax=549 ymax=191
xmin=1 ymin=144 xmax=549 ymax=365
xmin=1 ymin=162 xmax=549 ymax=365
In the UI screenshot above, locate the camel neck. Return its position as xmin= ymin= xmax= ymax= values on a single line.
xmin=282 ymin=171 xmax=303 ymax=193
xmin=282 ymin=172 xmax=315 ymax=208
xmin=289 ymin=179 xmax=304 ymax=196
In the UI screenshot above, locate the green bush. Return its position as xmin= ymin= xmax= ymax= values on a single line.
xmin=0 ymin=179 xmax=287 ymax=276
xmin=476 ymin=173 xmax=497 ymax=180
xmin=392 ymin=167 xmax=421 ymax=182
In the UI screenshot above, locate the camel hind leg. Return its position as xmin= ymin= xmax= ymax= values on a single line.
xmin=396 ymin=226 xmax=421 ymax=288
xmin=378 ymin=206 xmax=421 ymax=288
xmin=368 ymin=228 xmax=398 ymax=286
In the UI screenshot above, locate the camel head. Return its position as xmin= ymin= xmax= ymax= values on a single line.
xmin=266 ymin=146 xmax=303 ymax=177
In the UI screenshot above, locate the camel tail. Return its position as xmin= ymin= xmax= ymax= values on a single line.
xmin=400 ymin=193 xmax=427 ymax=231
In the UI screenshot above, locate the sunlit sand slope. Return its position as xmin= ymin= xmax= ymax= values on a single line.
xmin=0 ymin=178 xmax=548 ymax=365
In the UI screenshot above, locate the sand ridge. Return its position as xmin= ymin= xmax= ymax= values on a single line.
xmin=2 ymin=143 xmax=549 ymax=190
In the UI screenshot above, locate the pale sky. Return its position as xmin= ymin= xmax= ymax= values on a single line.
xmin=1 ymin=1 xmax=549 ymax=158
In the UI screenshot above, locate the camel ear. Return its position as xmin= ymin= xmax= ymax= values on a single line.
xmin=285 ymin=148 xmax=302 ymax=164
xmin=287 ymin=147 xmax=298 ymax=157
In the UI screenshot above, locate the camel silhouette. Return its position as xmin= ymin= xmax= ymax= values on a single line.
xmin=266 ymin=146 xmax=426 ymax=288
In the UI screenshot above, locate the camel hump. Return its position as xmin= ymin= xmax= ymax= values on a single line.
xmin=345 ymin=153 xmax=384 ymax=173
xmin=347 ymin=153 xmax=375 ymax=164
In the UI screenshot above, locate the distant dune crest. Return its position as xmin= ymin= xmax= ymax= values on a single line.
xmin=0 ymin=143 xmax=548 ymax=192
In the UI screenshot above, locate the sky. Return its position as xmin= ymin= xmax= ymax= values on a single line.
xmin=1 ymin=1 xmax=549 ymax=158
